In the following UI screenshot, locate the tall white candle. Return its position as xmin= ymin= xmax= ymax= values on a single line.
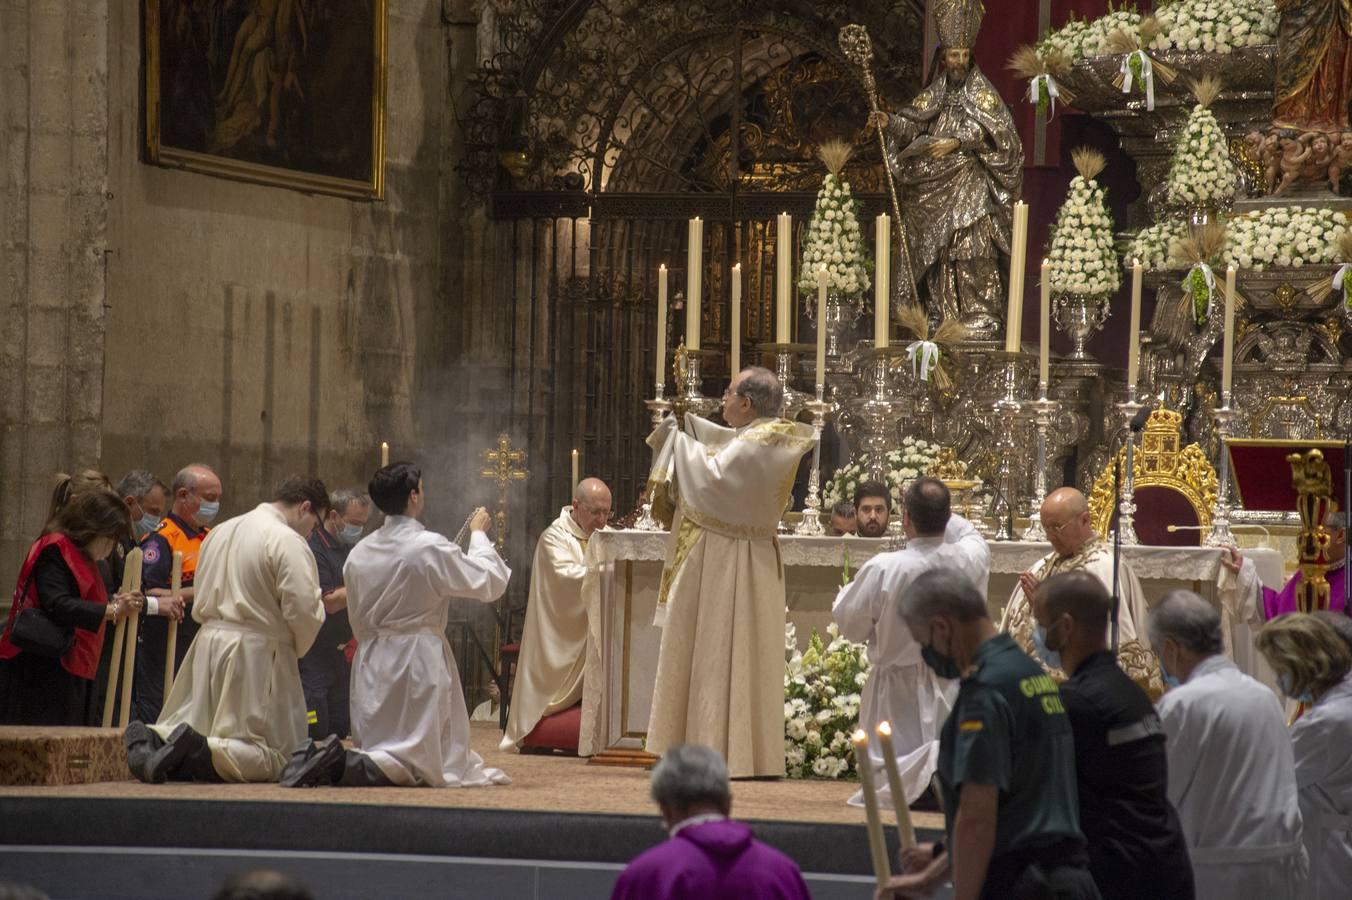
xmin=815 ymin=266 xmax=828 ymax=387
xmin=876 ymin=721 xmax=916 ymax=848
xmin=776 ymin=212 xmax=792 ymax=343
xmin=1128 ymin=259 xmax=1143 ymax=390
xmin=1222 ymin=264 xmax=1236 ymax=399
xmin=571 ymin=449 xmax=579 ymax=496
xmin=875 ymin=214 xmax=891 ymax=348
xmin=1039 ymin=259 xmax=1051 ymax=390
xmin=852 ymin=730 xmax=892 ymax=889
xmin=686 ymin=217 xmax=703 ymax=351
xmin=656 ymin=264 xmax=668 ymax=389
xmin=730 ymin=263 xmax=742 ymax=375
xmin=1005 ymin=201 xmax=1029 ymax=353
xmin=380 ymin=441 xmax=389 ymax=467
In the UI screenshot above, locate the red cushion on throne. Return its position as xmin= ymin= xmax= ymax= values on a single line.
xmin=520 ymin=702 xmax=582 ymax=754
xmin=1105 ymin=486 xmax=1202 ymax=546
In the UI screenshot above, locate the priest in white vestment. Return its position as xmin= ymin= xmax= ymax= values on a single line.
xmin=501 ymin=478 xmax=611 ymax=749
xmin=281 ymin=463 xmax=512 ymax=788
xmin=1000 ymin=487 xmax=1161 ymax=695
xmin=1149 ymin=591 xmax=1307 ymax=898
xmin=645 ymin=367 xmax=815 ymax=778
xmin=126 ymin=478 xmax=328 ymax=784
xmin=833 ymin=477 xmax=989 ymax=808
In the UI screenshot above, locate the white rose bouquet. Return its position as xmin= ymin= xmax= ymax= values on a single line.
xmin=1166 ymin=77 xmax=1237 ymax=210
xmin=784 ymin=621 xmax=869 ymax=780
xmin=1049 ymin=148 xmax=1121 ymax=296
xmin=1037 ymin=4 xmax=1142 ymax=65
xmin=1125 ymin=220 xmax=1189 ymax=271
xmin=824 ymin=436 xmax=940 ymax=511
xmin=1150 ymin=0 xmax=1278 ymax=54
xmin=800 ymin=141 xmax=871 ymax=297
xmin=1220 ymin=206 xmax=1348 ymax=271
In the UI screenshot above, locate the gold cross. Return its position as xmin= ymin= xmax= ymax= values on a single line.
xmin=480 ymin=433 xmax=529 ymax=555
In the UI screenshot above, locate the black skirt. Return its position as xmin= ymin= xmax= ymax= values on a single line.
xmin=0 ymin=652 xmax=96 ymax=726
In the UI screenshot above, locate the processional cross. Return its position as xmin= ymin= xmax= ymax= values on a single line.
xmin=480 ymin=432 xmax=529 ymax=556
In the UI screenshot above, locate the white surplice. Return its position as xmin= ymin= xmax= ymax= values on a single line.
xmin=151 ymin=504 xmax=325 ymax=782
xmin=344 ymin=517 xmax=511 ymax=787
xmin=1291 ymin=675 xmax=1352 ymax=900
xmin=645 ymin=413 xmax=815 ymax=778
xmin=1000 ymin=537 xmax=1162 ymax=695
xmin=833 ymin=515 xmax=990 ymax=807
xmin=501 ymin=508 xmax=589 ymax=749
xmin=1158 ymin=655 xmax=1307 ymax=898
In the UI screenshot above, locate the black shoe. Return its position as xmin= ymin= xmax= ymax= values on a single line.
xmin=124 ymin=721 xmax=165 ymax=781
xmin=278 ymin=735 xmax=344 ymax=788
xmin=128 ymin=722 xmax=195 ymax=784
xmin=173 ymin=725 xmax=222 ymax=783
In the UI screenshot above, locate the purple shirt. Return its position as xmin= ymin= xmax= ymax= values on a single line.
xmin=1264 ymin=565 xmax=1348 ymax=619
xmin=610 ymin=820 xmax=811 ymax=900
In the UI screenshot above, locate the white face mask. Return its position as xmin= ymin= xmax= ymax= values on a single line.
xmin=195 ymin=499 xmax=221 ymax=525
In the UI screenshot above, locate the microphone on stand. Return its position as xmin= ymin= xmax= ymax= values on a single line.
xmin=1129 ymin=404 xmax=1152 ymax=432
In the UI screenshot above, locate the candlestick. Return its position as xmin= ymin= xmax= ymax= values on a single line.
xmin=990 ymin=353 xmax=1028 ymax=542
xmin=876 ymin=721 xmax=915 ymax=848
xmin=1022 ymin=398 xmax=1060 ymax=542
xmin=777 ymin=213 xmax=792 ymax=343
xmin=1128 ymin=259 xmax=1143 ymax=389
xmin=571 ymin=449 xmax=580 ymax=497
xmin=730 ymin=263 xmax=742 ymax=375
xmin=852 ymin=729 xmax=892 ymax=889
xmin=1116 ymin=395 xmax=1142 ymax=547
xmin=637 ymin=386 xmax=673 ymax=532
xmin=794 ymin=387 xmax=831 ymax=536
xmin=1039 ymin=259 xmax=1051 ymax=391
xmin=1205 ymin=400 xmax=1237 ymax=547
xmin=1222 ymin=265 xmax=1236 ymax=396
xmin=1006 ymin=201 xmax=1029 ymax=353
xmin=815 ymin=266 xmax=828 ymax=386
xmin=686 ymin=217 xmax=703 ymax=351
xmin=380 ymin=441 xmax=389 ymax=467
xmin=875 ymin=214 xmax=891 ymax=348
xmin=656 ymin=264 xmax=668 ymax=390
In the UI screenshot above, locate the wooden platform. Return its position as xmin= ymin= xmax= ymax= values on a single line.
xmin=0 ymin=726 xmax=130 ymax=786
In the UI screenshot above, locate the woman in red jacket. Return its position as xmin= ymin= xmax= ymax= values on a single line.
xmin=0 ymin=489 xmax=141 ymax=725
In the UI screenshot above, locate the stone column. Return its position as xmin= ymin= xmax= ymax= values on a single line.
xmin=0 ymin=0 xmax=110 ymax=594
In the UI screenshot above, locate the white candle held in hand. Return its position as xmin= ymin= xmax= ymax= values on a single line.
xmin=852 ymin=729 xmax=893 ymax=889
xmin=876 ymin=721 xmax=916 ymax=848
xmin=380 ymin=441 xmax=389 ymax=467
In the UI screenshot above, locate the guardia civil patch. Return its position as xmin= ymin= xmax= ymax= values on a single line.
xmin=959 ymin=720 xmax=984 ymax=733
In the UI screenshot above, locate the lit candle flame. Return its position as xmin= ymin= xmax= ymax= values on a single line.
xmin=877 ymin=721 xmax=892 ymax=737
xmin=852 ymin=729 xmax=868 ymax=744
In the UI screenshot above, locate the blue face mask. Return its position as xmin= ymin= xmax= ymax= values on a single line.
xmin=1277 ymin=674 xmax=1314 ymax=704
xmin=1032 ymin=623 xmax=1062 ymax=670
xmin=196 ymin=499 xmax=221 ymax=525
xmin=1159 ymin=657 xmax=1181 ymax=689
xmin=135 ymin=513 xmax=161 ymax=538
xmin=340 ymin=523 xmax=364 ymax=544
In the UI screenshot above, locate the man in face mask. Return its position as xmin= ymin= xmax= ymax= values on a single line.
xmin=299 ymin=488 xmax=372 ymax=740
xmin=133 ymin=463 xmax=223 ymax=724
xmin=878 ymin=569 xmax=1097 ymax=900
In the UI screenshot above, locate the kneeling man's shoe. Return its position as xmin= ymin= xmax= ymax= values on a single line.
xmin=279 ymin=735 xmax=344 ymax=788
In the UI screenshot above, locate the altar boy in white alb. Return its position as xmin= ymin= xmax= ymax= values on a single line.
xmin=281 ymin=463 xmax=511 ymax=788
xmin=833 ymin=476 xmax=989 ymax=807
xmin=645 ymin=367 xmax=815 ymax=778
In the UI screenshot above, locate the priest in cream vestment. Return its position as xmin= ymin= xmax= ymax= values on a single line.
xmin=645 ymin=367 xmax=815 ymax=778
xmin=131 ymin=480 xmax=328 ymax=783
xmin=1000 ymin=488 xmax=1160 ymax=694
xmin=501 ymin=478 xmax=612 ymax=749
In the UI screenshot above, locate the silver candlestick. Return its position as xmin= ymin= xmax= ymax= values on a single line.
xmin=1116 ymin=394 xmax=1142 ymax=547
xmin=795 ymin=385 xmax=832 ymax=536
xmin=635 ymin=384 xmax=673 ymax=532
xmin=1021 ymin=387 xmax=1059 ymax=542
xmin=679 ymin=350 xmax=719 ymax=418
xmin=990 ymin=353 xmax=1029 ymax=542
xmin=763 ymin=343 xmax=810 ymax=419
xmin=1204 ymin=397 xmax=1237 ymax=547
xmin=848 ymin=348 xmax=905 ymax=482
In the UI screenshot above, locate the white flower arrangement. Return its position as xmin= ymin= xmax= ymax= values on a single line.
xmin=1166 ymin=79 xmax=1237 ymax=209
xmin=1222 ymin=207 xmax=1349 ymax=271
xmin=785 ymin=621 xmax=869 ymax=780
xmin=1037 ymin=4 xmax=1141 ymax=65
xmin=1048 ymin=149 xmax=1121 ymax=296
xmin=1125 ymin=220 xmax=1189 ymax=271
xmin=800 ymin=172 xmax=871 ymax=296
xmin=1149 ymin=0 xmax=1277 ymax=55
xmin=823 ymin=436 xmax=939 ymax=511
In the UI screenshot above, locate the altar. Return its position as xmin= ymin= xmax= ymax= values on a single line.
xmin=577 ymin=529 xmax=1285 ymax=758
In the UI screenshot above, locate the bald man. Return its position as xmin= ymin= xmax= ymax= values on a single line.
xmin=501 ymin=478 xmax=612 ymax=749
xmin=999 ymin=488 xmax=1160 ymax=695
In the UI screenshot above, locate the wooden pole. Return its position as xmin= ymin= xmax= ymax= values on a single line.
xmin=163 ymin=551 xmax=183 ymax=699
xmin=105 ymin=547 xmax=142 ymax=728
xmin=119 ymin=548 xmax=144 ymax=729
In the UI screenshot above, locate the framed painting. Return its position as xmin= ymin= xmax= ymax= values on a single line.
xmin=144 ymin=0 xmax=386 ymax=200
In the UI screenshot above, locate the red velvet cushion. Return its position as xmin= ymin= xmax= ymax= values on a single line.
xmin=520 ymin=702 xmax=582 ymax=752
xmin=1108 ymin=486 xmax=1201 ymax=546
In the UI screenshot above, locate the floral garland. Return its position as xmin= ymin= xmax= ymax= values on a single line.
xmin=1048 ymin=151 xmax=1121 ymax=296
xmin=823 ymin=436 xmax=939 ymax=512
xmin=1124 ymin=220 xmax=1188 ymax=271
xmin=800 ymin=173 xmax=871 ymax=296
xmin=1038 ymin=0 xmax=1275 ymax=65
xmin=1223 ymin=207 xmax=1348 ymax=271
xmin=1037 ymin=5 xmax=1141 ymax=65
xmin=1166 ymin=96 xmax=1236 ymax=209
xmin=785 ymin=622 xmax=868 ymax=780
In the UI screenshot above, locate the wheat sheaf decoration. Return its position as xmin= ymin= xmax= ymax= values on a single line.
xmin=1008 ymin=44 xmax=1076 ymax=119
xmin=1168 ymin=221 xmax=1231 ymax=329
xmin=1107 ymin=17 xmax=1177 ymax=110
xmin=896 ymin=304 xmax=968 ymax=392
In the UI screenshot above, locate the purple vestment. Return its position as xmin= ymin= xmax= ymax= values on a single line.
xmin=610 ymin=820 xmax=811 ymax=900
xmin=1263 ymin=564 xmax=1348 ymax=619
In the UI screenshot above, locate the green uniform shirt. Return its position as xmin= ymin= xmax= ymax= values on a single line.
xmin=937 ymin=633 xmax=1085 ymax=859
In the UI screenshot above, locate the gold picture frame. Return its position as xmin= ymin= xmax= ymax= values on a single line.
xmin=144 ymin=0 xmax=386 ymax=200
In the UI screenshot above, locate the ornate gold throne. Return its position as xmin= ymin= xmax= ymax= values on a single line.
xmin=1087 ymin=408 xmax=1220 ymax=546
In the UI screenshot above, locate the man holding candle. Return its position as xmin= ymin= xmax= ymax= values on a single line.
xmin=881 ymin=569 xmax=1098 ymax=899
xmin=501 ymin=477 xmax=611 ymax=750
xmin=833 ymin=478 xmax=989 ymax=811
xmin=644 ymin=367 xmax=815 ymax=778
